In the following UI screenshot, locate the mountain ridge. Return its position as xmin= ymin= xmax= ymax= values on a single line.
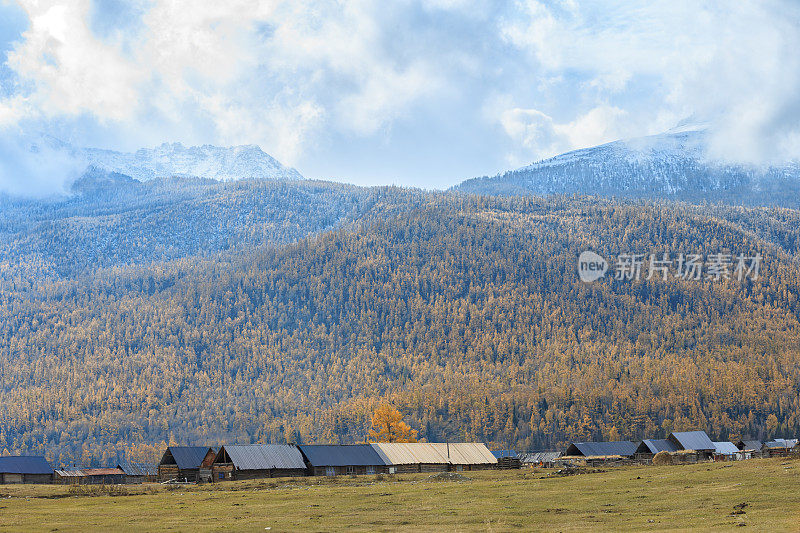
xmin=456 ymin=125 xmax=800 ymax=206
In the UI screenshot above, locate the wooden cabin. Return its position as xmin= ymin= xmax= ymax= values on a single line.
xmin=492 ymin=450 xmax=522 ymax=469
xmin=158 ymin=446 xmax=217 ymax=482
xmin=299 ymin=445 xmax=388 ymax=476
xmin=667 ymin=431 xmax=715 ymax=461
xmin=117 ymin=461 xmax=159 ymax=483
xmin=0 ymin=456 xmax=53 ymax=484
xmin=520 ymin=451 xmax=562 ymax=468
xmin=55 ymin=467 xmax=126 ymax=485
xmin=211 ymin=444 xmax=307 ymax=481
xmin=634 ymin=439 xmax=679 ymax=462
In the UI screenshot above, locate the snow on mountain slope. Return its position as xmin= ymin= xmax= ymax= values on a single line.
xmin=456 ymin=124 xmax=800 ymax=205
xmin=79 ymin=142 xmax=304 ymax=182
xmin=28 ymin=135 xmax=304 ymax=183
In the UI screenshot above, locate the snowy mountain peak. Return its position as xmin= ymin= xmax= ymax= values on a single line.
xmin=80 ymin=141 xmax=304 ymax=182
xmin=456 ymin=125 xmax=800 ymax=206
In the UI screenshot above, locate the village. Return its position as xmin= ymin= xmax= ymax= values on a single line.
xmin=1 ymin=430 xmax=797 ymax=486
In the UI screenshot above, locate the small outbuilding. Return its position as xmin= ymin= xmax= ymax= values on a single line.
xmin=491 ymin=450 xmax=522 ymax=469
xmin=520 ymin=451 xmax=562 ymax=468
xmin=0 ymin=456 xmax=53 ymax=484
xmin=158 ymin=446 xmax=217 ymax=482
xmin=55 ymin=467 xmax=126 ymax=485
xmin=211 ymin=444 xmax=307 ymax=481
xmin=565 ymin=441 xmax=638 ymax=463
xmin=762 ymin=439 xmax=798 ymax=458
xmin=712 ymin=441 xmax=740 ymax=461
xmin=736 ymin=440 xmax=762 ymax=455
xmin=300 ymin=444 xmax=388 ymax=476
xmin=117 ymin=461 xmax=159 ymax=483
xmin=635 ymin=439 xmax=679 ymax=461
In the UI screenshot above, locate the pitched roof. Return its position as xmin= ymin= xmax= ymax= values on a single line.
xmin=763 ymin=438 xmax=798 ymax=449
xmin=737 ymin=440 xmax=762 ymax=451
xmin=0 ymin=456 xmax=52 ymax=475
xmin=161 ymin=447 xmax=215 ymax=469
xmin=712 ymin=442 xmax=739 ymax=455
xmin=370 ymin=443 xmax=497 ymax=465
xmin=520 ymin=451 xmax=562 ymax=463
xmin=428 ymin=443 xmax=497 ymax=465
xmin=216 ymin=445 xmax=306 ymax=470
xmin=299 ymin=445 xmax=387 ymax=467
xmin=566 ymin=441 xmax=638 ymax=458
xmin=117 ymin=462 xmax=158 ymax=476
xmin=637 ymin=439 xmax=679 ymax=454
xmin=491 ymin=450 xmax=518 ymax=459
xmin=669 ymin=431 xmax=715 ymax=451
xmin=55 ymin=468 xmax=124 ymax=477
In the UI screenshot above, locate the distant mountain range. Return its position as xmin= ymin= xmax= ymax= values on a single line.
xmin=456 ymin=124 xmax=800 ymax=206
xmin=35 ymin=136 xmax=303 ymax=183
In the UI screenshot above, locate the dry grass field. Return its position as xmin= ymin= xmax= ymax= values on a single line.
xmin=1 ymin=458 xmax=799 ymax=531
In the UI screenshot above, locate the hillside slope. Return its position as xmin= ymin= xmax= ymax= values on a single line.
xmin=2 ymin=188 xmax=800 ymax=464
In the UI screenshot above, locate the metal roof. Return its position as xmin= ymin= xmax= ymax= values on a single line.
xmin=428 ymin=443 xmax=497 ymax=465
xmin=712 ymin=442 xmax=739 ymax=455
xmin=763 ymin=438 xmax=798 ymax=449
xmin=491 ymin=450 xmax=518 ymax=459
xmin=370 ymin=443 xmax=497 ymax=465
xmin=737 ymin=440 xmax=762 ymax=452
xmin=117 ymin=462 xmax=158 ymax=476
xmin=637 ymin=439 xmax=679 ymax=454
xmin=161 ymin=447 xmax=215 ymax=470
xmin=669 ymin=431 xmax=715 ymax=452
xmin=566 ymin=441 xmax=638 ymax=458
xmin=216 ymin=445 xmax=306 ymax=470
xmin=55 ymin=468 xmax=124 ymax=477
xmin=0 ymin=456 xmax=52 ymax=475
xmin=520 ymin=451 xmax=562 ymax=463
xmin=300 ymin=445 xmax=387 ymax=467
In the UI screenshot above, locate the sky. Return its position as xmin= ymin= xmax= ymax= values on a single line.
xmin=1 ymin=0 xmax=800 ymax=193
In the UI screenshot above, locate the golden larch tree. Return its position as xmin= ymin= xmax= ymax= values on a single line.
xmin=369 ymin=404 xmax=418 ymax=443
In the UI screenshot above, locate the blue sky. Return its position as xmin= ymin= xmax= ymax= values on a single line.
xmin=1 ymin=0 xmax=800 ymax=192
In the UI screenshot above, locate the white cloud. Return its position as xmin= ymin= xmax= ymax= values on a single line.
xmin=500 ymin=0 xmax=800 ymax=164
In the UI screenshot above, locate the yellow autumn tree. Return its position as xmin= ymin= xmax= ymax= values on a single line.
xmin=368 ymin=404 xmax=418 ymax=443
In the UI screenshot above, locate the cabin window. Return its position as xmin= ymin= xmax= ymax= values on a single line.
xmin=219 ymin=472 xmax=224 ymax=480
xmin=389 ymin=467 xmax=397 ymax=474
xmin=456 ymin=465 xmax=464 ymax=472
xmin=325 ymin=467 xmax=335 ymax=476
xmin=366 ymin=466 xmax=375 ymax=475
xmin=346 ymin=466 xmax=355 ymax=475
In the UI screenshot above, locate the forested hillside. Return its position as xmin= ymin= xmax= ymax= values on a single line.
xmin=2 ymin=182 xmax=800 ymax=466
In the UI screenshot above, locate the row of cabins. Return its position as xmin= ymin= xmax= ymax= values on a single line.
xmin=563 ymin=431 xmax=800 ymax=464
xmin=159 ymin=443 xmax=499 ymax=483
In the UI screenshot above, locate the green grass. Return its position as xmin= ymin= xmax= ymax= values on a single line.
xmin=1 ymin=459 xmax=799 ymax=531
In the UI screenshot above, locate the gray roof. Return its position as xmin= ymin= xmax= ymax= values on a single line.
xmin=637 ymin=439 xmax=679 ymax=454
xmin=370 ymin=443 xmax=497 ymax=465
xmin=0 ymin=456 xmax=52 ymax=475
xmin=669 ymin=431 xmax=715 ymax=452
xmin=712 ymin=441 xmax=739 ymax=455
xmin=161 ymin=447 xmax=215 ymax=470
xmin=300 ymin=445 xmax=387 ymax=467
xmin=566 ymin=441 xmax=638 ymax=458
xmin=737 ymin=440 xmax=762 ymax=451
xmin=117 ymin=461 xmax=158 ymax=476
xmin=520 ymin=451 xmax=562 ymax=463
xmin=216 ymin=445 xmax=306 ymax=470
xmin=763 ymin=438 xmax=798 ymax=449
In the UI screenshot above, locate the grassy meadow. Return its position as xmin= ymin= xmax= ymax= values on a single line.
xmin=1 ymin=458 xmax=799 ymax=532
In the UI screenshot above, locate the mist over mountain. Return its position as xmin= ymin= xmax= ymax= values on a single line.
xmin=457 ymin=124 xmax=800 ymax=206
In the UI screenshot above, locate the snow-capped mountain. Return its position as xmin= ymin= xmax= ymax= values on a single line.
xmin=79 ymin=142 xmax=304 ymax=182
xmin=456 ymin=124 xmax=800 ymax=206
xmin=30 ymin=135 xmax=303 ymax=183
